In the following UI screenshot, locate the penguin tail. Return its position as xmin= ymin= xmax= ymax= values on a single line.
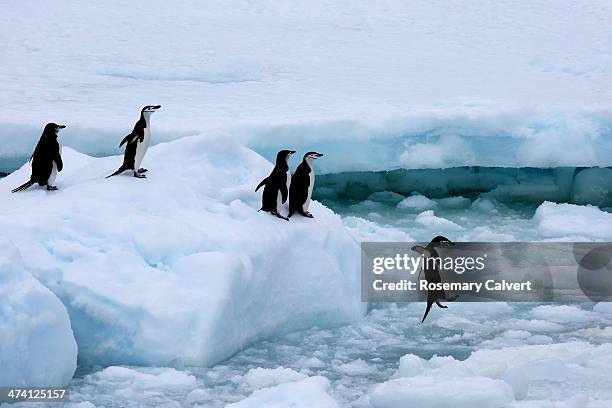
xmin=11 ymin=180 xmax=34 ymax=193
xmin=255 ymin=177 xmax=268 ymax=191
xmin=421 ymin=301 xmax=433 ymax=324
xmin=106 ymin=166 xmax=127 ymax=178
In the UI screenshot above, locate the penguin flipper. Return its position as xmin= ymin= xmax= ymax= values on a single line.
xmin=54 ymin=154 xmax=63 ymax=172
xmin=255 ymin=177 xmax=268 ymax=191
xmin=421 ymin=301 xmax=433 ymax=323
xmin=119 ymin=133 xmax=137 ymax=147
xmin=281 ymin=184 xmax=288 ymax=203
xmin=436 ymin=301 xmax=448 ymax=308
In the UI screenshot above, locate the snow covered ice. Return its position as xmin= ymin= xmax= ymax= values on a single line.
xmin=0 ymin=136 xmax=363 ymax=367
xmin=0 ymin=239 xmax=77 ymax=387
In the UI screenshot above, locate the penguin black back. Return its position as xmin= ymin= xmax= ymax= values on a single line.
xmin=256 ymin=149 xmax=295 ymax=219
xmin=12 ymin=123 xmax=65 ymax=193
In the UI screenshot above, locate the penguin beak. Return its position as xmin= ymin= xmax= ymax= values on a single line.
xmin=57 ymin=125 xmax=66 ymax=129
xmin=153 ymin=105 xmax=161 ymax=110
xmin=289 ymin=151 xmax=296 ymax=155
xmin=316 ymin=153 xmax=324 ymax=157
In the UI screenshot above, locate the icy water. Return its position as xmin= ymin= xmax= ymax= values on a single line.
xmin=7 ymin=196 xmax=612 ymax=408
xmin=18 ymin=302 xmax=612 ymax=408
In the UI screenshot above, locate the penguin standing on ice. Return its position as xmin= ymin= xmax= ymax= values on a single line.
xmin=412 ymin=235 xmax=459 ymax=323
xmin=12 ymin=123 xmax=65 ymax=192
xmin=288 ymin=152 xmax=323 ymax=218
xmin=106 ymin=105 xmax=161 ymax=178
xmin=256 ymin=149 xmax=295 ymax=220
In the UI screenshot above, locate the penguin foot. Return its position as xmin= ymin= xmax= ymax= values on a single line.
xmin=271 ymin=211 xmax=290 ymax=221
xmin=133 ymin=171 xmax=147 ymax=178
xmin=46 ymin=185 xmax=58 ymax=191
xmin=300 ymin=211 xmax=314 ymax=218
xmin=137 ymin=168 xmax=148 ymax=174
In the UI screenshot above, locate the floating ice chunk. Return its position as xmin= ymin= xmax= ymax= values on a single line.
xmin=93 ymin=366 xmax=197 ymax=389
xmin=350 ymin=199 xmax=386 ymax=211
xmin=336 ymin=359 xmax=374 ymax=376
xmin=185 ymin=388 xmax=211 ymax=405
xmin=571 ymin=168 xmax=612 ymax=207
xmin=397 ymin=194 xmax=438 ymax=210
xmin=437 ymin=196 xmax=471 ymax=209
xmin=501 ymin=330 xmax=531 ymax=340
xmin=342 ymin=216 xmax=415 ymax=242
xmin=506 ymin=319 xmax=565 ymax=333
xmin=503 ymin=357 xmax=568 ymax=399
xmin=415 ymin=210 xmax=463 ymax=231
xmin=367 ymin=191 xmax=406 ymax=205
xmin=530 ymin=305 xmax=597 ymax=323
xmin=502 ymin=367 xmax=529 ymax=400
xmin=471 ymin=197 xmax=498 ymax=212
xmin=593 ymin=302 xmax=612 ymax=315
xmin=370 ymin=376 xmax=514 ymax=408
xmin=242 ymin=367 xmax=307 ymax=391
xmin=295 ymin=356 xmax=326 ymax=368
xmin=79 ymin=367 xmax=197 ymax=407
xmin=69 ymin=403 xmax=97 ymax=408
xmin=526 ymin=334 xmax=553 ymax=345
xmin=228 ymin=376 xmax=339 ymax=408
xmin=392 ymin=354 xmax=425 ymax=378
xmin=533 ymin=202 xmax=612 ymax=240
xmin=0 ymin=239 xmax=77 ymax=387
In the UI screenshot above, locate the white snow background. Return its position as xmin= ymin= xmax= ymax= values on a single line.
xmin=1 ymin=0 xmax=612 ymax=407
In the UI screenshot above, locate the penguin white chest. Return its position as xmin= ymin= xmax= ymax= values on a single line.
xmin=277 ymin=170 xmax=291 ymax=209
xmin=305 ymin=171 xmax=315 ymax=210
xmin=134 ymin=127 xmax=151 ymax=170
xmin=48 ymin=142 xmax=62 ymax=185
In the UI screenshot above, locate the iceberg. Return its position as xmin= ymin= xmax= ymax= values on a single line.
xmin=0 ymin=240 xmax=77 ymax=387
xmin=0 ymin=136 xmax=363 ymax=367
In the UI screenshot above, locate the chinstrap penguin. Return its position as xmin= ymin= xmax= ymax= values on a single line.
xmin=288 ymin=152 xmax=323 ymax=218
xmin=256 ymin=149 xmax=295 ymax=220
xmin=12 ymin=123 xmax=65 ymax=192
xmin=412 ymin=235 xmax=459 ymax=323
xmin=106 ymin=105 xmax=161 ymax=178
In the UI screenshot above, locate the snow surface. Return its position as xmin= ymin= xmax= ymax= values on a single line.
xmin=0 ymin=239 xmax=77 ymax=387
xmin=0 ymin=136 xmax=363 ymax=367
xmin=1 ymin=1 xmax=612 ymax=171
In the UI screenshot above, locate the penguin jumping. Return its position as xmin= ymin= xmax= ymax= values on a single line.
xmin=412 ymin=235 xmax=459 ymax=323
xmin=12 ymin=123 xmax=65 ymax=192
xmin=256 ymin=149 xmax=295 ymax=220
xmin=288 ymin=152 xmax=323 ymax=218
xmin=106 ymin=105 xmax=161 ymax=178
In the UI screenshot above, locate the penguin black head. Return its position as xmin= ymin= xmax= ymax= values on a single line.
xmin=142 ymin=105 xmax=162 ymax=114
xmin=276 ymin=150 xmax=296 ymax=164
xmin=304 ymin=151 xmax=323 ymax=162
xmin=425 ymin=236 xmax=454 ymax=254
xmin=430 ymin=235 xmax=453 ymax=245
xmin=43 ymin=123 xmax=66 ymax=137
